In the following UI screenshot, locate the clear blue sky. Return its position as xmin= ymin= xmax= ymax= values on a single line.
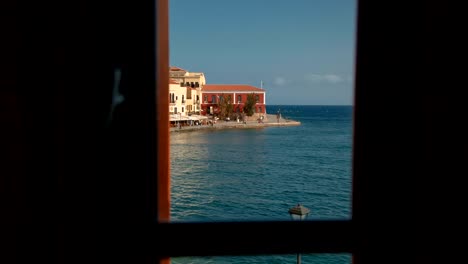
xmin=169 ymin=0 xmax=357 ymax=105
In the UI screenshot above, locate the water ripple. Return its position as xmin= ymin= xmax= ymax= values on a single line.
xmin=170 ymin=106 xmax=353 ymax=263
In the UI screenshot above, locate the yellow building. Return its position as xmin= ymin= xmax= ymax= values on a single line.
xmin=169 ymin=66 xmax=205 ymax=114
xmin=169 ymin=79 xmax=187 ymax=116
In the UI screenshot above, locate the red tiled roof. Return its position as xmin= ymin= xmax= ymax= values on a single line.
xmin=169 ymin=79 xmax=179 ymax=84
xmin=169 ymin=66 xmax=187 ymax=72
xmin=202 ymin=84 xmax=265 ymax=92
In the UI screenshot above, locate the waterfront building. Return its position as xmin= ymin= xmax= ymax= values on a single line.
xmin=169 ymin=66 xmax=205 ymax=115
xmin=169 ymin=78 xmax=187 ymax=116
xmin=200 ymin=84 xmax=266 ymax=117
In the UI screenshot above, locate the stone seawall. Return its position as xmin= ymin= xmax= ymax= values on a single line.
xmin=170 ymin=114 xmax=300 ymax=133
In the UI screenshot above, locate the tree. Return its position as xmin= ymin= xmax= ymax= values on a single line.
xmin=218 ymin=94 xmax=233 ymax=119
xmin=243 ymin=93 xmax=256 ymax=116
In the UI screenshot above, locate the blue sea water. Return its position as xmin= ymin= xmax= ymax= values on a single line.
xmin=170 ymin=105 xmax=353 ymax=264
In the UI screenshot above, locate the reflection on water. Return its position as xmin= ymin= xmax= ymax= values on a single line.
xmin=170 ymin=106 xmax=352 ymax=222
xmin=172 ymin=254 xmax=351 ymax=264
xmin=170 ymin=106 xmax=353 ymax=264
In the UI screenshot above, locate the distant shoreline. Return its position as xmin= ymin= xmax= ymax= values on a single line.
xmin=170 ymin=114 xmax=300 ymax=133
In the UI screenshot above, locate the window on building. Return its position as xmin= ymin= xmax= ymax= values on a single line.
xmin=237 ymin=95 xmax=242 ymax=103
xmin=212 ymin=95 xmax=216 ymax=104
xmin=186 ymin=87 xmax=192 ymax=99
xmin=255 ymin=95 xmax=259 ymax=102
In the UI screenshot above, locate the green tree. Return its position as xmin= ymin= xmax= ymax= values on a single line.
xmin=243 ymin=93 xmax=256 ymax=116
xmin=218 ymin=94 xmax=233 ymax=119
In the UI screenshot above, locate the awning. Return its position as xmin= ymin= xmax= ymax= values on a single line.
xmin=169 ymin=114 xmax=191 ymax=122
xmin=189 ymin=115 xmax=208 ymax=120
xmin=169 ymin=114 xmax=208 ymax=121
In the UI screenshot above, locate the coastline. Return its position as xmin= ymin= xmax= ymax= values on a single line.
xmin=170 ymin=114 xmax=300 ymax=133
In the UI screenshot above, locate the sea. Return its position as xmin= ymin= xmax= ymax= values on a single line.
xmin=170 ymin=105 xmax=353 ymax=264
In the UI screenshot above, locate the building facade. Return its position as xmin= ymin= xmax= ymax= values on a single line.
xmin=200 ymin=84 xmax=266 ymax=117
xmin=169 ymin=66 xmax=205 ymax=114
xmin=168 ymin=78 xmax=187 ymax=116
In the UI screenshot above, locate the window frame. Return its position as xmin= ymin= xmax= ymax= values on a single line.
xmin=4 ymin=0 xmax=461 ymax=263
xmin=155 ymin=0 xmax=356 ymax=263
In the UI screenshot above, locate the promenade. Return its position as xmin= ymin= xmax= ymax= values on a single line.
xmin=170 ymin=114 xmax=300 ymax=133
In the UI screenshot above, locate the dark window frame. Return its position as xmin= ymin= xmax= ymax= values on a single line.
xmin=3 ymin=0 xmax=459 ymax=264
xmin=154 ymin=1 xmax=354 ymax=263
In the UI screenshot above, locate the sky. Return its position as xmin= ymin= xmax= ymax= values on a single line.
xmin=169 ymin=0 xmax=357 ymax=105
